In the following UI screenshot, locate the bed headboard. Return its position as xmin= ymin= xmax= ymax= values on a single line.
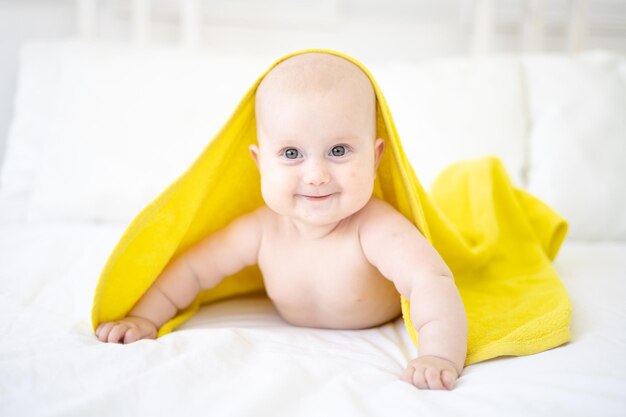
xmin=74 ymin=0 xmax=591 ymax=55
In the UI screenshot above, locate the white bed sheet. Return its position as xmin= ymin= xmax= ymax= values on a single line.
xmin=0 ymin=222 xmax=625 ymax=417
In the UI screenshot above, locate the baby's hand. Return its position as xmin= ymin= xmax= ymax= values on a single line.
xmin=96 ymin=316 xmax=157 ymax=344
xmin=401 ymin=355 xmax=460 ymax=390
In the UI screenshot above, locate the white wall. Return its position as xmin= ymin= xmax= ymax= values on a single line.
xmin=1 ymin=0 xmax=626 ymax=171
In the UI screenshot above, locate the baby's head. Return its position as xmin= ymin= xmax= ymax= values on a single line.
xmin=250 ymin=52 xmax=385 ymax=227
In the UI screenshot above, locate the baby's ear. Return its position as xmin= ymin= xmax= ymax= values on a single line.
xmin=374 ymin=138 xmax=385 ymax=170
xmin=249 ymin=144 xmax=260 ymax=168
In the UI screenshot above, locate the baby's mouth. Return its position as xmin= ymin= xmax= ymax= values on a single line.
xmin=299 ymin=193 xmax=334 ymax=202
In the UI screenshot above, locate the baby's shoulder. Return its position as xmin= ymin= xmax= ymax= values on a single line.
xmin=247 ymin=204 xmax=281 ymax=231
xmin=356 ymin=197 xmax=419 ymax=237
xmin=356 ymin=197 xmax=403 ymax=222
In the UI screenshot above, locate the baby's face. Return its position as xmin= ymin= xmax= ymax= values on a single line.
xmin=251 ymin=78 xmax=384 ymax=228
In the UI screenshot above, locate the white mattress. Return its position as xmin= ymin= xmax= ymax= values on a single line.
xmin=1 ymin=222 xmax=625 ymax=416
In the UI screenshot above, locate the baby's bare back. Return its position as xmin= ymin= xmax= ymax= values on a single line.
xmin=256 ymin=203 xmax=402 ymax=329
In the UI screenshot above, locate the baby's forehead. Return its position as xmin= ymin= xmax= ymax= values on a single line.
xmin=254 ymin=53 xmax=377 ymax=144
xmin=256 ymin=53 xmax=374 ymax=102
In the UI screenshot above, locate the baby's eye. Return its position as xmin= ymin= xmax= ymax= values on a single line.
xmin=330 ymin=145 xmax=348 ymax=157
xmin=282 ymin=148 xmax=300 ymax=159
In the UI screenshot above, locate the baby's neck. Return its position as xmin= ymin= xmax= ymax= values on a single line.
xmin=285 ymin=217 xmax=344 ymax=240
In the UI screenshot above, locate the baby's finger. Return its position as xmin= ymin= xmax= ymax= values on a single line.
xmin=425 ymin=367 xmax=445 ymax=390
xmin=441 ymin=370 xmax=457 ymax=390
xmin=97 ymin=322 xmax=115 ymax=342
xmin=107 ymin=323 xmax=130 ymax=344
xmin=123 ymin=327 xmax=142 ymax=344
xmin=411 ymin=365 xmax=429 ymax=389
xmin=401 ymin=365 xmax=415 ymax=384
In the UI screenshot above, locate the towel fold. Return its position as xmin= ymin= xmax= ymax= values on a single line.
xmin=92 ymin=49 xmax=570 ymax=365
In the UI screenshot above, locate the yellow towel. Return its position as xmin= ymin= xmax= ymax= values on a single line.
xmin=91 ymin=49 xmax=571 ymax=365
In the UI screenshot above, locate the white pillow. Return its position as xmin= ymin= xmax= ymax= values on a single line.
xmin=524 ymin=52 xmax=626 ymax=241
xmin=0 ymin=42 xmax=66 ymax=223
xmin=2 ymin=40 xmax=269 ymax=224
xmin=371 ymin=56 xmax=527 ymax=190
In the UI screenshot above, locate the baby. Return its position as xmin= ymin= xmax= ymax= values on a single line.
xmin=96 ymin=52 xmax=468 ymax=390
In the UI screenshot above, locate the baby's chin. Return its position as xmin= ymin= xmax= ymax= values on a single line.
xmin=266 ymin=193 xmax=371 ymax=226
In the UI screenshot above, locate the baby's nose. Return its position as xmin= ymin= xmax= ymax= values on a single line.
xmin=303 ymin=159 xmax=330 ymax=186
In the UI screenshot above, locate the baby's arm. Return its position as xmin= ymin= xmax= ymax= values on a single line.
xmin=359 ymin=199 xmax=467 ymax=390
xmin=96 ymin=209 xmax=263 ymax=344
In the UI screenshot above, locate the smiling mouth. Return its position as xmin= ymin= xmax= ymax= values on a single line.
xmin=300 ymin=194 xmax=334 ymax=201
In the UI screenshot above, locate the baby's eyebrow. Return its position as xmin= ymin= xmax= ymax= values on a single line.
xmin=267 ymin=138 xmax=299 ymax=148
xmin=264 ymin=134 xmax=362 ymax=148
xmin=329 ymin=136 xmax=358 ymax=143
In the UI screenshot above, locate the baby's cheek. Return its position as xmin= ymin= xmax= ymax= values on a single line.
xmin=349 ymin=165 xmax=374 ymax=186
xmin=260 ymin=174 xmax=293 ymax=211
xmin=261 ymin=177 xmax=281 ymax=200
xmin=346 ymin=167 xmax=365 ymax=181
